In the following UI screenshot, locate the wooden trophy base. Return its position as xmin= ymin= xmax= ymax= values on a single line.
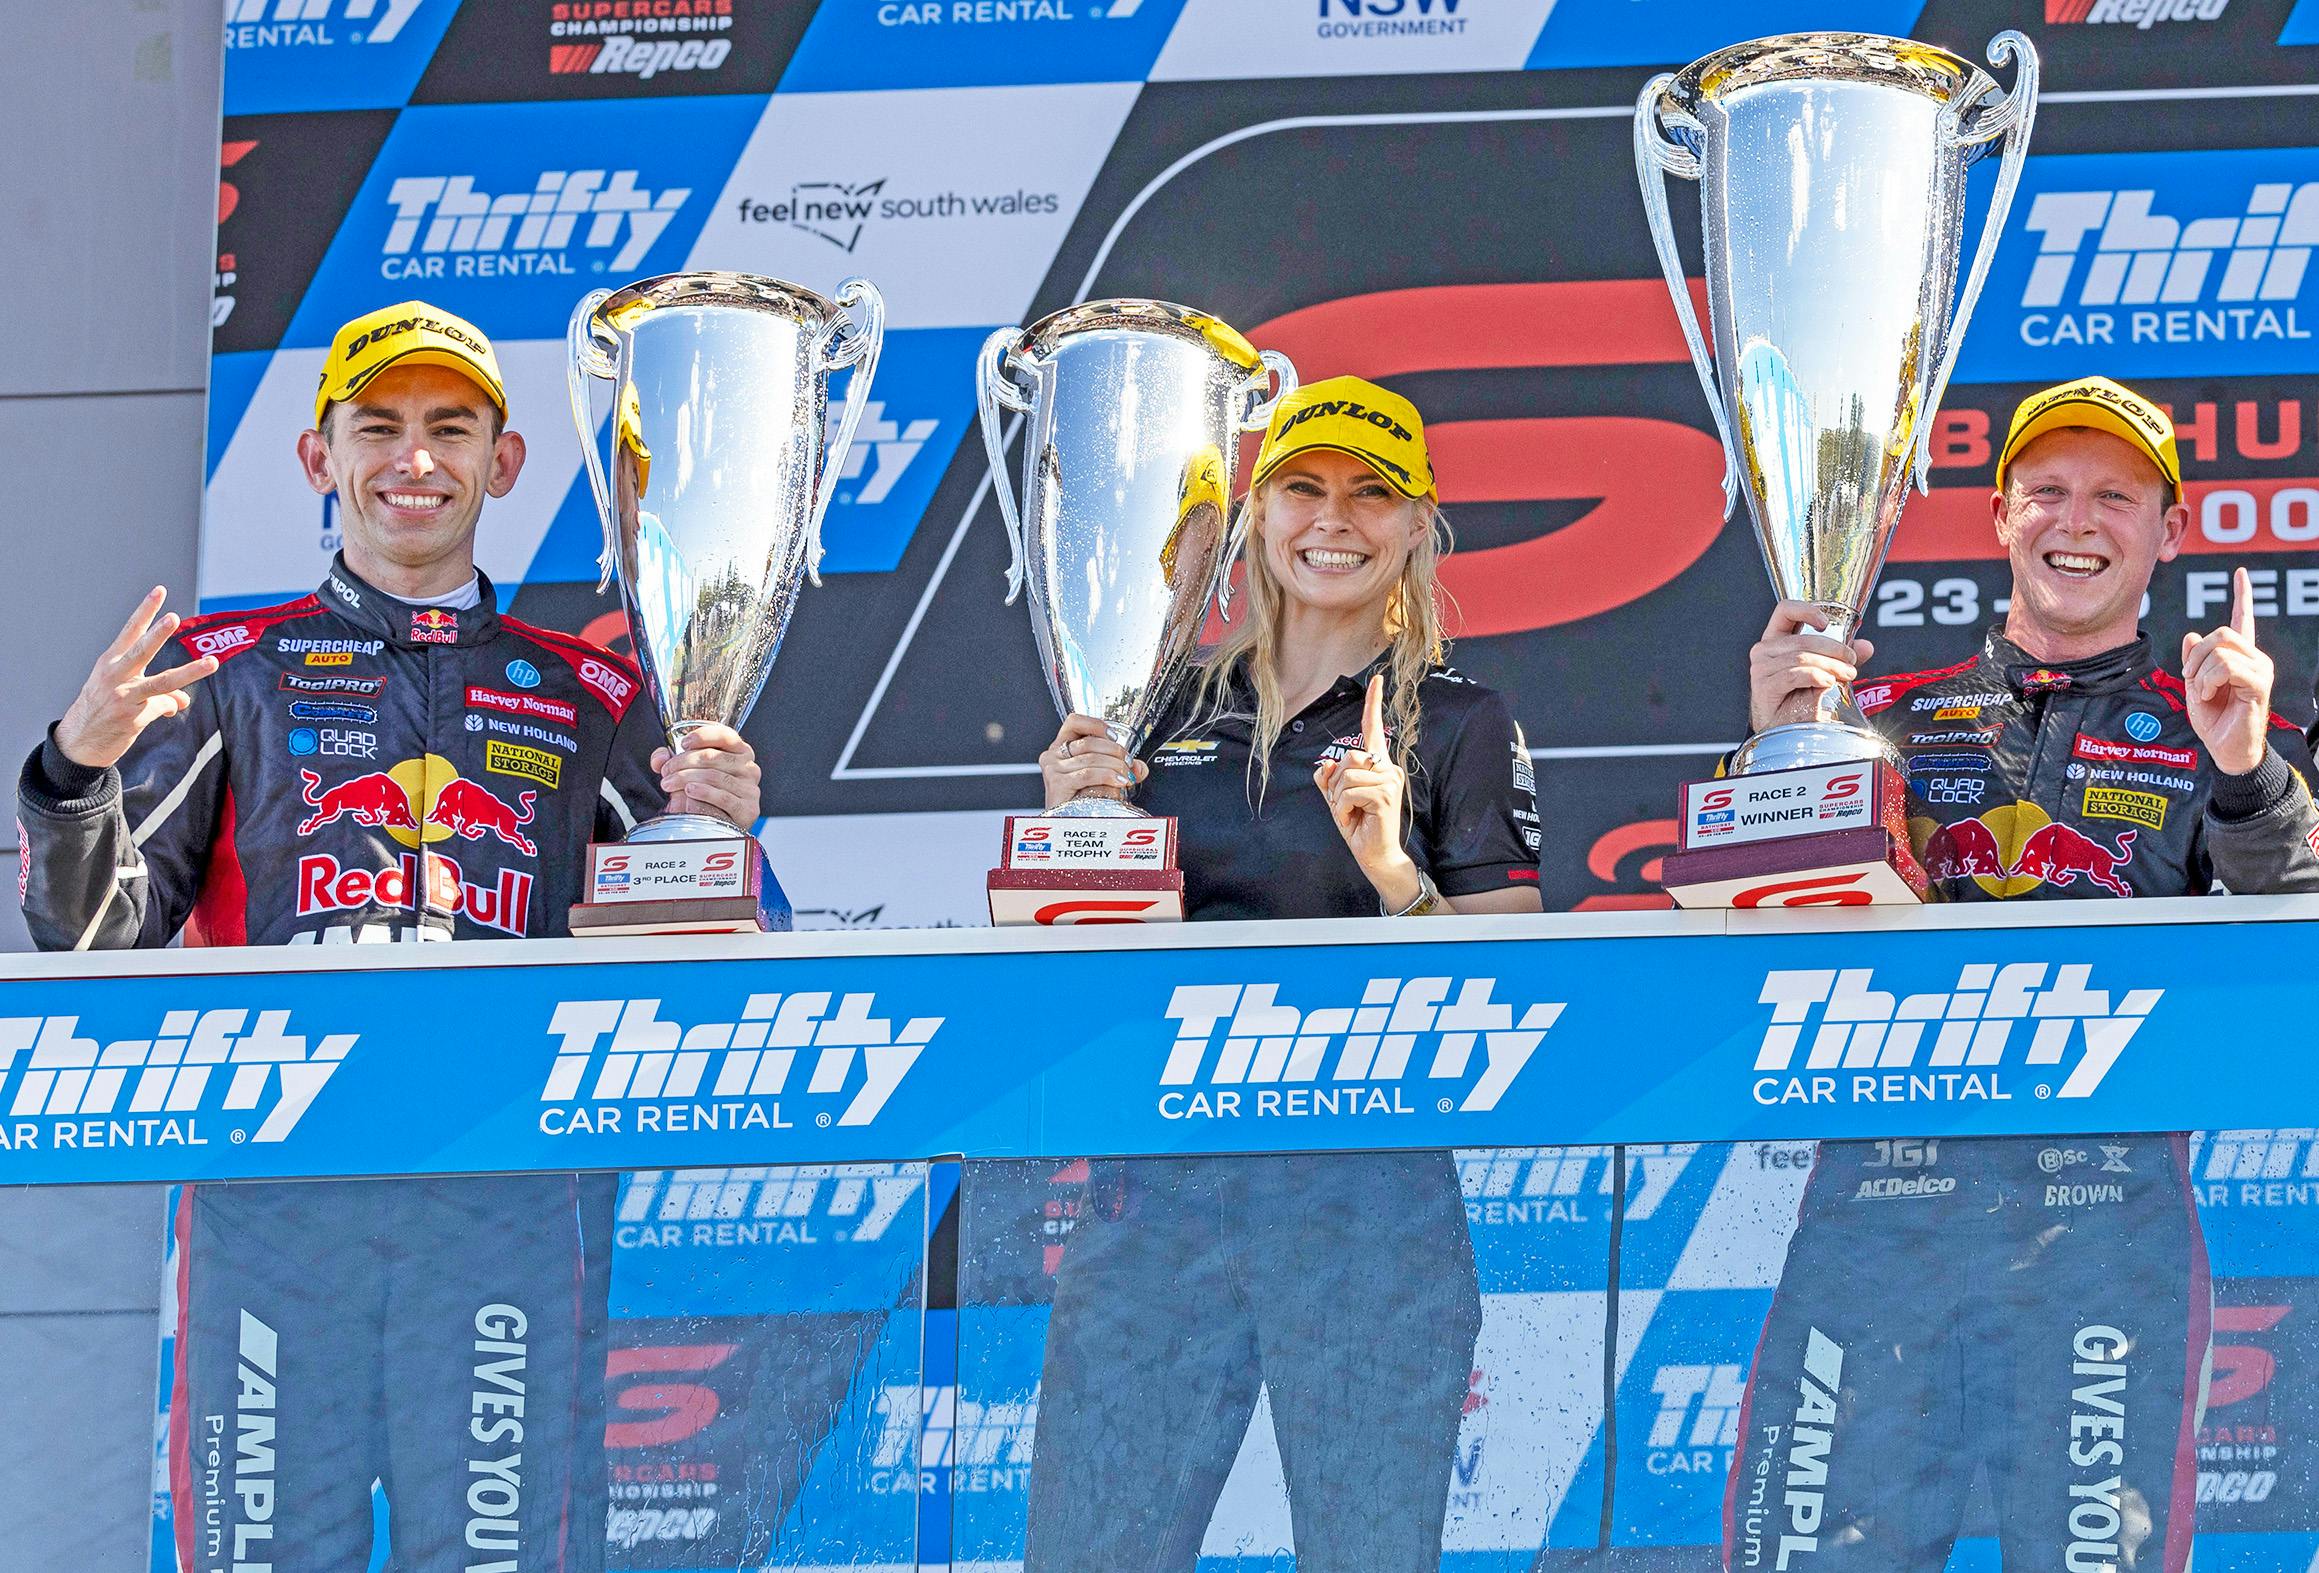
xmin=1660 ymin=760 xmax=1928 ymax=909
xmin=987 ymin=813 xmax=1185 ymax=925
xmin=569 ymin=830 xmax=792 ymax=936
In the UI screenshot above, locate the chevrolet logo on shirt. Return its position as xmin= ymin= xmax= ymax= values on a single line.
xmin=1154 ymin=740 xmax=1221 ymax=768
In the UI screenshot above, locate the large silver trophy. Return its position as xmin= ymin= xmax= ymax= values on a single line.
xmin=1638 ymin=31 xmax=2037 ymax=775
xmin=564 ymin=270 xmax=884 ymax=933
xmin=976 ymin=300 xmax=1293 ymax=924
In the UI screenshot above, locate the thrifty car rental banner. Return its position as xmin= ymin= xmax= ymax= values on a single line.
xmin=205 ymin=0 xmax=2319 ymax=925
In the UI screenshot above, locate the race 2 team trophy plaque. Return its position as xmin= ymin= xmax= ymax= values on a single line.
xmin=565 ymin=270 xmax=884 ymax=933
xmin=1637 ymin=31 xmax=2039 ymax=907
xmin=978 ymin=300 xmax=1295 ymax=925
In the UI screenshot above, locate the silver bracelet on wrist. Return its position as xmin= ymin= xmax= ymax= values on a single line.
xmin=1383 ymin=870 xmax=1443 ymax=918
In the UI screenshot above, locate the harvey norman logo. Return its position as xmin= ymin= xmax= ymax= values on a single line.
xmin=381 ymin=170 xmax=689 ymax=281
xmin=1157 ymin=978 xmax=1562 ymax=1121
xmin=2015 ymin=182 xmax=2316 ymax=350
xmin=538 ymin=995 xmax=935 ymax=1136
xmin=0 ymin=1009 xmax=354 ymax=1151
xmin=1752 ymin=964 xmax=2160 ymax=1108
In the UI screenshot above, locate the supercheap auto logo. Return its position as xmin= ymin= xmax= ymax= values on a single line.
xmin=537 ymin=994 xmax=937 ymax=1136
xmin=1752 ymin=963 xmax=2161 ymax=1107
xmin=1968 ymin=149 xmax=2319 ymax=378
xmin=1157 ymin=977 xmax=1563 ymax=1121
xmin=0 ymin=1008 xmax=355 ymax=1152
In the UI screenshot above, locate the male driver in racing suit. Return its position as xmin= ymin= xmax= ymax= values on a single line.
xmin=1726 ymin=376 xmax=2319 ymax=1573
xmin=14 ymin=302 xmax=761 ymax=1571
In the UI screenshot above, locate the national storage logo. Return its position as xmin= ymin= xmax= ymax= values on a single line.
xmin=1751 ymin=963 xmax=2160 ymax=1107
xmin=538 ymin=994 xmax=936 ymax=1137
xmin=0 ymin=1008 xmax=354 ymax=1152
xmin=1967 ymin=150 xmax=2319 ymax=380
xmin=1157 ymin=977 xmax=1562 ymax=1121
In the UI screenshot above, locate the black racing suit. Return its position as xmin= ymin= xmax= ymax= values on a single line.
xmin=1022 ymin=661 xmax=1538 ymax=1573
xmin=16 ymin=556 xmax=665 ymax=1573
xmin=1726 ymin=627 xmax=2319 ymax=1573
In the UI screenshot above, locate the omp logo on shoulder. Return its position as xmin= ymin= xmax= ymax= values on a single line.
xmin=1752 ymin=964 xmax=2159 ymax=1107
xmin=617 ymin=1163 xmax=919 ymax=1247
xmin=227 ymin=0 xmax=422 ymax=45
xmin=1158 ymin=978 xmax=1562 ymax=1120
xmin=1458 ymin=1143 xmax=1693 ymax=1225
xmin=0 ymin=1009 xmax=354 ymax=1150
xmin=539 ymin=995 xmax=935 ymax=1136
xmin=382 ymin=170 xmax=689 ymax=280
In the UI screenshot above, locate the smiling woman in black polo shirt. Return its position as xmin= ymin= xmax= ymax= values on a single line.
xmin=1020 ymin=376 xmax=1544 ymax=1573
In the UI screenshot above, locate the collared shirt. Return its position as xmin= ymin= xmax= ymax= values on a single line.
xmin=1137 ymin=657 xmax=1541 ymax=921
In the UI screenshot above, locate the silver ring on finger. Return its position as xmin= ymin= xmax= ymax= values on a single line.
xmin=1062 ymin=738 xmax=1075 ymax=759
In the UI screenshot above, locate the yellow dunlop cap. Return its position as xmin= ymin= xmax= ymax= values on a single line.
xmin=1250 ymin=375 xmax=1435 ymax=500
xmin=314 ymin=300 xmax=507 ymax=428
xmin=1997 ymin=375 xmax=2180 ymax=493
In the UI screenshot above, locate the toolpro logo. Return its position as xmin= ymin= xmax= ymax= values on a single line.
xmin=1752 ymin=963 xmax=2161 ymax=1106
xmin=225 ymin=0 xmax=423 ymax=45
xmin=0 ymin=1008 xmax=354 ymax=1150
xmin=381 ymin=168 xmax=689 ymax=280
xmin=1988 ymin=153 xmax=2319 ymax=372
xmin=616 ymin=1164 xmax=919 ymax=1247
xmin=1156 ymin=977 xmax=1563 ymax=1120
xmin=538 ymin=994 xmax=936 ymax=1135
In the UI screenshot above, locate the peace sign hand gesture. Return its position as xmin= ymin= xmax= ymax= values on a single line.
xmin=2180 ymin=566 xmax=2275 ymax=777
xmin=53 ymin=588 xmax=219 ymax=771
xmin=1314 ymin=673 xmax=1424 ymax=910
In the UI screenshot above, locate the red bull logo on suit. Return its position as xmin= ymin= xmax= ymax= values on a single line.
xmin=295 ymin=754 xmax=537 ymax=856
xmin=1917 ymin=802 xmax=2140 ymax=898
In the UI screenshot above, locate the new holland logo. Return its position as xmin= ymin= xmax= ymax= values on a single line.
xmin=381 ymin=169 xmax=689 ymax=280
xmin=616 ymin=1163 xmax=919 ymax=1247
xmin=1752 ymin=963 xmax=2160 ymax=1107
xmin=538 ymin=995 xmax=935 ymax=1135
xmin=1158 ymin=978 xmax=1562 ymax=1120
xmin=0 ymin=1008 xmax=355 ymax=1150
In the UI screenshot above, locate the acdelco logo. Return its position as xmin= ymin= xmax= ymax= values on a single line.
xmin=539 ymin=995 xmax=936 ymax=1133
xmin=382 ymin=170 xmax=689 ymax=278
xmin=1158 ymin=978 xmax=1562 ymax=1120
xmin=0 ymin=1008 xmax=354 ymax=1147
xmin=1753 ymin=964 xmax=2161 ymax=1106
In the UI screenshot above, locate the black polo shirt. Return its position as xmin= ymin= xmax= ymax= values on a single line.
xmin=1136 ymin=658 xmax=1542 ymax=921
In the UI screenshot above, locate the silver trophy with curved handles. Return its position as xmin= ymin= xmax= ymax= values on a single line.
xmin=1637 ymin=31 xmax=2037 ymax=776
xmin=977 ymin=299 xmax=1293 ymax=925
xmin=564 ymin=270 xmax=884 ymax=933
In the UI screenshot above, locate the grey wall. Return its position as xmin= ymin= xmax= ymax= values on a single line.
xmin=0 ymin=1 xmax=220 ymax=1565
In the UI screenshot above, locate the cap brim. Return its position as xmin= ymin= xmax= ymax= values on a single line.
xmin=319 ymin=345 xmax=508 ymax=426
xmin=2001 ymin=400 xmax=2178 ymax=491
xmin=1253 ymin=439 xmax=1433 ymax=500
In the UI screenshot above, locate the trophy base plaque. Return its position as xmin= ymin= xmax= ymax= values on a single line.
xmin=570 ymin=814 xmax=792 ymax=936
xmin=1660 ymin=760 xmax=1927 ymax=909
xmin=987 ymin=813 xmax=1185 ymax=925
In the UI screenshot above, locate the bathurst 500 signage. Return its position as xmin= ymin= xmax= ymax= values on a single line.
xmin=201 ymin=2 xmax=2319 ymax=923
xmin=3 ymin=903 xmax=2317 ymax=1183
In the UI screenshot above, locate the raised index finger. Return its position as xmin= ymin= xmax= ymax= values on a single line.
xmin=2233 ymin=565 xmax=2256 ymax=640
xmin=1363 ymin=673 xmax=1387 ymax=755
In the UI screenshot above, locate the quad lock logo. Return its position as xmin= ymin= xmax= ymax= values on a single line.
xmin=381 ymin=169 xmax=688 ymax=280
xmin=1752 ymin=964 xmax=2162 ymax=1107
xmin=0 ymin=1009 xmax=354 ymax=1151
xmin=1157 ymin=978 xmax=1563 ymax=1120
xmin=538 ymin=995 xmax=936 ymax=1136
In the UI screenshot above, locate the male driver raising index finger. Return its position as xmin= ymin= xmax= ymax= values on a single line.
xmin=1727 ymin=376 xmax=2319 ymax=1573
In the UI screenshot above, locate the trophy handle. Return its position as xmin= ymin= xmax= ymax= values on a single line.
xmin=977 ymin=326 xmax=1037 ymax=605
xmin=1634 ymin=74 xmax=1740 ymax=518
xmin=808 ymin=277 xmax=886 ymax=588
xmin=1209 ymin=349 xmax=1299 ymax=620
xmin=1915 ymin=30 xmax=2040 ymax=493
xmin=565 ymin=289 xmax=621 ymax=593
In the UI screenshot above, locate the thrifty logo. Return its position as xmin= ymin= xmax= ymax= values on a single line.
xmin=0 ymin=1009 xmax=354 ymax=1147
xmin=617 ymin=1163 xmax=918 ymax=1245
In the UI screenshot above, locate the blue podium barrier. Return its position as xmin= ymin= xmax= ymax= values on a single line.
xmin=2 ymin=897 xmax=2313 ymax=1184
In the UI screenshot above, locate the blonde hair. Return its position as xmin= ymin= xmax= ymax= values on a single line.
xmin=1181 ymin=481 xmax=1452 ymax=801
